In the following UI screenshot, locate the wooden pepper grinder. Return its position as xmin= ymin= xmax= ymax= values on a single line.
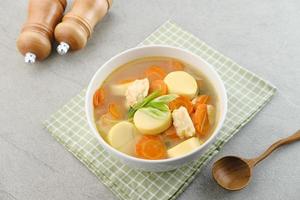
xmin=16 ymin=0 xmax=67 ymax=63
xmin=54 ymin=0 xmax=112 ymax=55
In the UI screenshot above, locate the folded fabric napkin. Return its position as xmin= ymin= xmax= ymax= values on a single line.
xmin=44 ymin=20 xmax=276 ymax=200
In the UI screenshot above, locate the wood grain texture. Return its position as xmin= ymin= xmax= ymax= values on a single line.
xmin=213 ymin=130 xmax=300 ymax=191
xmin=248 ymin=129 xmax=300 ymax=167
xmin=16 ymin=0 xmax=67 ymax=60
xmin=54 ymin=0 xmax=111 ymax=51
xmin=212 ymin=156 xmax=252 ymax=190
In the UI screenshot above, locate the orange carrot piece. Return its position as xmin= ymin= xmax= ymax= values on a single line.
xmin=194 ymin=95 xmax=210 ymax=108
xmin=149 ymin=79 xmax=168 ymax=95
xmin=147 ymin=73 xmax=162 ymax=82
xmin=108 ymin=103 xmax=122 ymax=119
xmin=197 ymin=95 xmax=210 ymax=104
xmin=135 ymin=135 xmax=167 ymax=160
xmin=163 ymin=126 xmax=180 ymax=140
xmin=171 ymin=60 xmax=185 ymax=71
xmin=192 ymin=104 xmax=206 ymax=125
xmin=148 ymin=66 xmax=166 ymax=77
xmin=168 ymin=96 xmax=194 ymax=114
xmin=145 ymin=66 xmax=166 ymax=81
xmin=93 ymin=87 xmax=105 ymax=107
xmin=192 ymin=104 xmax=210 ymax=136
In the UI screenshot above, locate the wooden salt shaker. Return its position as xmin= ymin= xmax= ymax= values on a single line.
xmin=54 ymin=0 xmax=112 ymax=55
xmin=16 ymin=0 xmax=67 ymax=63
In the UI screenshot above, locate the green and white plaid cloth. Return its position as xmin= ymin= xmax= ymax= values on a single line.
xmin=44 ymin=21 xmax=276 ymax=200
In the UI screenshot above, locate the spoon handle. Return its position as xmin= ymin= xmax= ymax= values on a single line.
xmin=248 ymin=130 xmax=300 ymax=167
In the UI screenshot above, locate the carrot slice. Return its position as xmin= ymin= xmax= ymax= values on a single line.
xmin=192 ymin=104 xmax=210 ymax=136
xmin=148 ymin=66 xmax=166 ymax=77
xmin=149 ymin=79 xmax=168 ymax=95
xmin=197 ymin=95 xmax=210 ymax=104
xmin=108 ymin=103 xmax=122 ymax=119
xmin=93 ymin=87 xmax=105 ymax=107
xmin=194 ymin=95 xmax=210 ymax=108
xmin=171 ymin=60 xmax=185 ymax=71
xmin=135 ymin=135 xmax=167 ymax=160
xmin=163 ymin=126 xmax=180 ymax=140
xmin=145 ymin=66 xmax=166 ymax=81
xmin=168 ymin=96 xmax=194 ymax=114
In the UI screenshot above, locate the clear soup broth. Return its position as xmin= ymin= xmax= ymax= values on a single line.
xmin=93 ymin=57 xmax=218 ymax=160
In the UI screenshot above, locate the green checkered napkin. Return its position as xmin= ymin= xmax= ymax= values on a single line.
xmin=44 ymin=21 xmax=276 ymax=200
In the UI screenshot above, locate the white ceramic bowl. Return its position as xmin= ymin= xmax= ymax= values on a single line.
xmin=86 ymin=45 xmax=227 ymax=172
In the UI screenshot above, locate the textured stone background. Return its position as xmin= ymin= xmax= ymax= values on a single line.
xmin=0 ymin=0 xmax=299 ymax=199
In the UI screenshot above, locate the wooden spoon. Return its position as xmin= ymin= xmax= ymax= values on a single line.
xmin=212 ymin=130 xmax=300 ymax=191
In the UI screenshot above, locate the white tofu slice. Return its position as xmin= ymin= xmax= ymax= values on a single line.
xmin=172 ymin=106 xmax=195 ymax=138
xmin=164 ymin=71 xmax=198 ymax=99
xmin=133 ymin=107 xmax=171 ymax=135
xmin=125 ymin=78 xmax=149 ymax=107
xmin=167 ymin=137 xmax=202 ymax=158
xmin=107 ymin=121 xmax=136 ymax=154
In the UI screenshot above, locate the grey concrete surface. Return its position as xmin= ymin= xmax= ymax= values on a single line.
xmin=0 ymin=0 xmax=299 ymax=199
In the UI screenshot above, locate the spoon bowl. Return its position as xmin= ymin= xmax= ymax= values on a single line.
xmin=212 ymin=156 xmax=252 ymax=190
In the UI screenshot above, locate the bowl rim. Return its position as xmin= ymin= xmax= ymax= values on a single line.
xmin=85 ymin=45 xmax=227 ymax=164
